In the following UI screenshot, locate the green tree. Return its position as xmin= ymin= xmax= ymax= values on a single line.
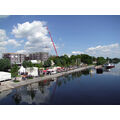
xmin=0 ymin=58 xmax=11 ymax=71
xmin=106 ymin=57 xmax=112 ymax=63
xmin=11 ymin=64 xmax=19 ymax=77
xmin=97 ymin=57 xmax=106 ymax=65
xmin=43 ymin=59 xmax=51 ymax=68
xmin=112 ymin=58 xmax=120 ymax=64
xmin=53 ymin=57 xmax=62 ymax=66
xmin=70 ymin=55 xmax=77 ymax=66
xmin=63 ymin=54 xmax=71 ymax=66
xmin=92 ymin=56 xmax=97 ymax=61
xmin=81 ymin=54 xmax=93 ymax=65
xmin=60 ymin=58 xmax=66 ymax=67
xmin=22 ymin=61 xmax=33 ymax=68
xmin=34 ymin=62 xmax=43 ymax=68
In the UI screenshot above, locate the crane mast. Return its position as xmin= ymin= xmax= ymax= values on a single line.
xmin=47 ymin=27 xmax=58 ymax=56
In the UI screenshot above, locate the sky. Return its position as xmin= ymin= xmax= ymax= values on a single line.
xmin=0 ymin=15 xmax=120 ymax=58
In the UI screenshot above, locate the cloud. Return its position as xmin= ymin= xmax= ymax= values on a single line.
xmin=0 ymin=29 xmax=7 ymax=57
xmin=72 ymin=51 xmax=84 ymax=55
xmin=0 ymin=29 xmax=22 ymax=58
xmin=0 ymin=29 xmax=7 ymax=43
xmin=0 ymin=15 xmax=9 ymax=19
xmin=86 ymin=43 xmax=120 ymax=58
xmin=19 ymin=40 xmax=24 ymax=43
xmin=71 ymin=43 xmax=120 ymax=58
xmin=16 ymin=49 xmax=27 ymax=54
xmin=12 ymin=21 xmax=53 ymax=53
xmin=7 ymin=39 xmax=21 ymax=47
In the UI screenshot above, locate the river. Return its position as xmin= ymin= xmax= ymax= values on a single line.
xmin=0 ymin=63 xmax=120 ymax=105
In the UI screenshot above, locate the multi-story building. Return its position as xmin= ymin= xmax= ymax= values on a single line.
xmin=3 ymin=53 xmax=25 ymax=65
xmin=29 ymin=52 xmax=49 ymax=62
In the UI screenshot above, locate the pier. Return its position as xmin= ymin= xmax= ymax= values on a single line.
xmin=0 ymin=65 xmax=95 ymax=92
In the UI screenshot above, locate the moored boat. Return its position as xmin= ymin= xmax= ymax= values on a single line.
xmin=104 ymin=63 xmax=115 ymax=69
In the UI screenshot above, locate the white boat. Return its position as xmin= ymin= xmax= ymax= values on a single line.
xmin=104 ymin=63 xmax=115 ymax=69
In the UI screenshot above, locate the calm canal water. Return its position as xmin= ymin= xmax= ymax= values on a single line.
xmin=0 ymin=63 xmax=120 ymax=105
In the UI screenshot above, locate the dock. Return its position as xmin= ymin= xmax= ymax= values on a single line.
xmin=0 ymin=65 xmax=95 ymax=92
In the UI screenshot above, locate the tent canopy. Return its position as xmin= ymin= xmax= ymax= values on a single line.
xmin=18 ymin=66 xmax=26 ymax=73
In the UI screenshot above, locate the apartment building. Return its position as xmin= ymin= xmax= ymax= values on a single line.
xmin=29 ymin=52 xmax=49 ymax=62
xmin=3 ymin=53 xmax=25 ymax=64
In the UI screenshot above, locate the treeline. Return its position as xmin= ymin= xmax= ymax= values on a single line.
xmin=106 ymin=57 xmax=120 ymax=64
xmin=0 ymin=54 xmax=120 ymax=72
xmin=44 ymin=54 xmax=120 ymax=67
xmin=45 ymin=54 xmax=94 ymax=67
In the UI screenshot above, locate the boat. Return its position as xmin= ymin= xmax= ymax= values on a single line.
xmin=104 ymin=63 xmax=115 ymax=69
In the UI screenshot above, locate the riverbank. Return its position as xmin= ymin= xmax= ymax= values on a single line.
xmin=0 ymin=65 xmax=95 ymax=92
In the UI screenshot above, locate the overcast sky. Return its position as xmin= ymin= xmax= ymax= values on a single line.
xmin=0 ymin=15 xmax=120 ymax=58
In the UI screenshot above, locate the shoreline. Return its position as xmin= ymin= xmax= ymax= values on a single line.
xmin=0 ymin=65 xmax=95 ymax=92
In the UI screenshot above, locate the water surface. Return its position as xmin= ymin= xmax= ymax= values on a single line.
xmin=0 ymin=63 xmax=120 ymax=105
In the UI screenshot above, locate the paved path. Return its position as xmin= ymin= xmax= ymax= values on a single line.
xmin=0 ymin=65 xmax=95 ymax=92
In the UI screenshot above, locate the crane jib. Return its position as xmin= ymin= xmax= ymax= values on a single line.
xmin=47 ymin=27 xmax=58 ymax=56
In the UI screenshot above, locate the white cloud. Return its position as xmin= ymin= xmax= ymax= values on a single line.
xmin=16 ymin=49 xmax=27 ymax=54
xmin=0 ymin=29 xmax=22 ymax=58
xmin=19 ymin=40 xmax=24 ymax=43
xmin=72 ymin=51 xmax=84 ymax=55
xmin=0 ymin=29 xmax=7 ymax=57
xmin=12 ymin=21 xmax=53 ymax=53
xmin=0 ymin=29 xmax=7 ymax=43
xmin=7 ymin=39 xmax=21 ymax=47
xmin=71 ymin=43 xmax=120 ymax=58
xmin=86 ymin=43 xmax=120 ymax=58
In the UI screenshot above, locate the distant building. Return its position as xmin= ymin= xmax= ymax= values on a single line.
xmin=2 ymin=52 xmax=49 ymax=65
xmin=25 ymin=54 xmax=29 ymax=61
xmin=3 ymin=53 xmax=25 ymax=65
xmin=29 ymin=52 xmax=49 ymax=62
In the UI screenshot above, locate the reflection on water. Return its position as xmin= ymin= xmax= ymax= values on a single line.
xmin=13 ymin=91 xmax=22 ymax=105
xmin=96 ymin=68 xmax=103 ymax=74
xmin=0 ymin=63 xmax=120 ymax=105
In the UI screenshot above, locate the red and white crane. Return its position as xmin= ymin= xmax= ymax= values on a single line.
xmin=47 ymin=27 xmax=58 ymax=56
xmin=47 ymin=27 xmax=59 ymax=101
